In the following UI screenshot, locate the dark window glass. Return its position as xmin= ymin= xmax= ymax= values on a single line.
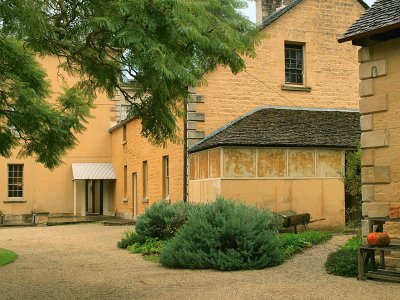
xmin=8 ymin=164 xmax=23 ymax=198
xmin=285 ymin=44 xmax=304 ymax=85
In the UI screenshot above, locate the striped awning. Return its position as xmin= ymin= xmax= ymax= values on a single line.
xmin=72 ymin=163 xmax=116 ymax=180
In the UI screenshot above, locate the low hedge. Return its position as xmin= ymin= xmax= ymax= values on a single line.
xmin=325 ymin=235 xmax=362 ymax=277
xmin=280 ymin=231 xmax=333 ymax=258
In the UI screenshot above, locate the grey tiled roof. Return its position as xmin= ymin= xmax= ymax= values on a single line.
xmin=339 ymin=0 xmax=400 ymax=42
xmin=188 ymin=107 xmax=360 ymax=153
xmin=261 ymin=0 xmax=368 ymax=29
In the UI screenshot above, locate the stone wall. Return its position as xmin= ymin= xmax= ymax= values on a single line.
xmin=359 ymin=38 xmax=400 ymax=270
xmin=111 ymin=120 xmax=184 ymax=218
xmin=195 ymin=0 xmax=365 ymax=137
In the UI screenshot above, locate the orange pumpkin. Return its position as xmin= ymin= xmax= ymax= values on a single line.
xmin=367 ymin=232 xmax=391 ymax=246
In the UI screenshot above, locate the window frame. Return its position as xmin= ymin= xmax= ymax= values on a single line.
xmin=142 ymin=161 xmax=148 ymax=202
xmin=8 ymin=164 xmax=24 ymax=200
xmin=284 ymin=42 xmax=305 ymax=85
xmin=162 ymin=156 xmax=170 ymax=200
xmin=123 ymin=165 xmax=128 ymax=201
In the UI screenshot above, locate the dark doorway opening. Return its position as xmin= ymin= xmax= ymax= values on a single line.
xmin=85 ymin=179 xmax=104 ymax=215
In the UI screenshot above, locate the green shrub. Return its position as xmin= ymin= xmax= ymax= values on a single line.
xmin=279 ymin=231 xmax=332 ymax=258
xmin=128 ymin=239 xmax=167 ymax=255
xmin=135 ymin=201 xmax=193 ymax=240
xmin=341 ymin=235 xmax=361 ymax=250
xmin=325 ymin=248 xmax=359 ymax=277
xmin=159 ymin=198 xmax=283 ymax=271
xmin=0 ymin=248 xmax=17 ymax=266
xmin=325 ymin=235 xmax=363 ymax=277
xmin=117 ymin=231 xmax=146 ymax=249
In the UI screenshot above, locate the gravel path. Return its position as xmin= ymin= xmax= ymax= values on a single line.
xmin=0 ymin=224 xmax=398 ymax=300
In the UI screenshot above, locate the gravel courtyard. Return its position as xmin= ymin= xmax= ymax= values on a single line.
xmin=0 ymin=224 xmax=398 ymax=300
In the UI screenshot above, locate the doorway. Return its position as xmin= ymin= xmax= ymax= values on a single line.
xmin=85 ymin=179 xmax=104 ymax=215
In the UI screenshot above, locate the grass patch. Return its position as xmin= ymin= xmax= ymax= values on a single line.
xmin=325 ymin=235 xmax=362 ymax=277
xmin=279 ymin=231 xmax=333 ymax=258
xmin=0 ymin=248 xmax=17 ymax=266
xmin=143 ymin=254 xmax=160 ymax=263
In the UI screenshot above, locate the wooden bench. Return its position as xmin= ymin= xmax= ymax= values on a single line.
xmin=358 ymin=217 xmax=400 ymax=282
xmin=358 ymin=245 xmax=400 ymax=282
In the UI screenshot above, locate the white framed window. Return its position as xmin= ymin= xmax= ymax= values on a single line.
xmin=8 ymin=164 xmax=23 ymax=199
xmin=163 ymin=156 xmax=169 ymax=199
xmin=285 ymin=43 xmax=304 ymax=85
xmin=143 ymin=161 xmax=148 ymax=202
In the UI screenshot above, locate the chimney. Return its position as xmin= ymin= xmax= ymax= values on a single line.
xmin=256 ymin=0 xmax=293 ymax=24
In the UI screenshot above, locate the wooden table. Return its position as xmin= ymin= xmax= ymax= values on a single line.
xmin=358 ymin=217 xmax=400 ymax=282
xmin=358 ymin=245 xmax=400 ymax=282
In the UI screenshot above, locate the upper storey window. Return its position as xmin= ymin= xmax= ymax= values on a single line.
xmin=285 ymin=43 xmax=304 ymax=85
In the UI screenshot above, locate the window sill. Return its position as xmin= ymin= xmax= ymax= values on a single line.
xmin=142 ymin=197 xmax=149 ymax=203
xmin=3 ymin=200 xmax=27 ymax=203
xmin=281 ymin=85 xmax=311 ymax=92
xmin=122 ymin=140 xmax=127 ymax=145
xmin=122 ymin=197 xmax=128 ymax=202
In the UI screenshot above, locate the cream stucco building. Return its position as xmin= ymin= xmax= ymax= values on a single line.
xmin=1 ymin=0 xmax=366 ymax=227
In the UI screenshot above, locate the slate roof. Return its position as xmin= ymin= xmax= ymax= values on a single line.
xmin=188 ymin=107 xmax=360 ymax=153
xmin=339 ymin=0 xmax=400 ymax=43
xmin=261 ymin=0 xmax=368 ymax=29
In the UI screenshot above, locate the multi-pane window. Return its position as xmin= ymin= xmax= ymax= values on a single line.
xmin=143 ymin=161 xmax=148 ymax=201
xmin=123 ymin=165 xmax=128 ymax=200
xmin=8 ymin=164 xmax=23 ymax=198
xmin=285 ymin=43 xmax=304 ymax=85
xmin=163 ymin=156 xmax=169 ymax=199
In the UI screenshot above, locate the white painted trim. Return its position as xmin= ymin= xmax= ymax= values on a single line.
xmin=73 ymin=180 xmax=77 ymax=216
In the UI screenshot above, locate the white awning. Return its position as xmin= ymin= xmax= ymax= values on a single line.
xmin=72 ymin=163 xmax=116 ymax=180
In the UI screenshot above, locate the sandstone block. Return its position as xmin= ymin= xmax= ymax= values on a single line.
xmin=361 ymin=130 xmax=389 ymax=148
xmin=190 ymin=94 xmax=205 ymax=103
xmin=361 ymin=149 xmax=374 ymax=166
xmin=362 ymin=184 xmax=374 ymax=202
xmin=362 ymin=202 xmax=389 ymax=218
xmin=360 ymin=114 xmax=373 ymax=131
xmin=187 ymin=121 xmax=197 ymax=130
xmin=362 ymin=166 xmax=391 ymax=184
xmin=187 ymin=130 xmax=205 ymax=139
xmin=361 ymin=219 xmax=369 ymax=237
xmin=358 ymin=47 xmax=371 ymax=63
xmin=188 ymin=139 xmax=203 ymax=147
xmin=385 ymin=257 xmax=400 ymax=269
xmin=187 ymin=112 xmax=205 ymax=122
xmin=359 ymin=94 xmax=388 ymax=114
xmin=188 ymin=86 xmax=196 ymax=93
xmin=187 ymin=103 xmax=197 ymax=112
xmin=359 ymin=60 xmax=387 ymax=79
xmin=359 ymin=79 xmax=374 ymax=97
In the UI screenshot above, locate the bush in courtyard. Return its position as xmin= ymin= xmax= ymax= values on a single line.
xmin=325 ymin=235 xmax=362 ymax=277
xmin=325 ymin=248 xmax=359 ymax=277
xmin=280 ymin=231 xmax=332 ymax=258
xmin=135 ymin=201 xmax=193 ymax=240
xmin=117 ymin=231 xmax=146 ymax=249
xmin=159 ymin=198 xmax=284 ymax=271
xmin=128 ymin=239 xmax=167 ymax=255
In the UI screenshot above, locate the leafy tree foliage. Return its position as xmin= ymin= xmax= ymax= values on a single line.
xmin=342 ymin=146 xmax=362 ymax=200
xmin=0 ymin=37 xmax=93 ymax=168
xmin=1 ymin=0 xmax=260 ymax=152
